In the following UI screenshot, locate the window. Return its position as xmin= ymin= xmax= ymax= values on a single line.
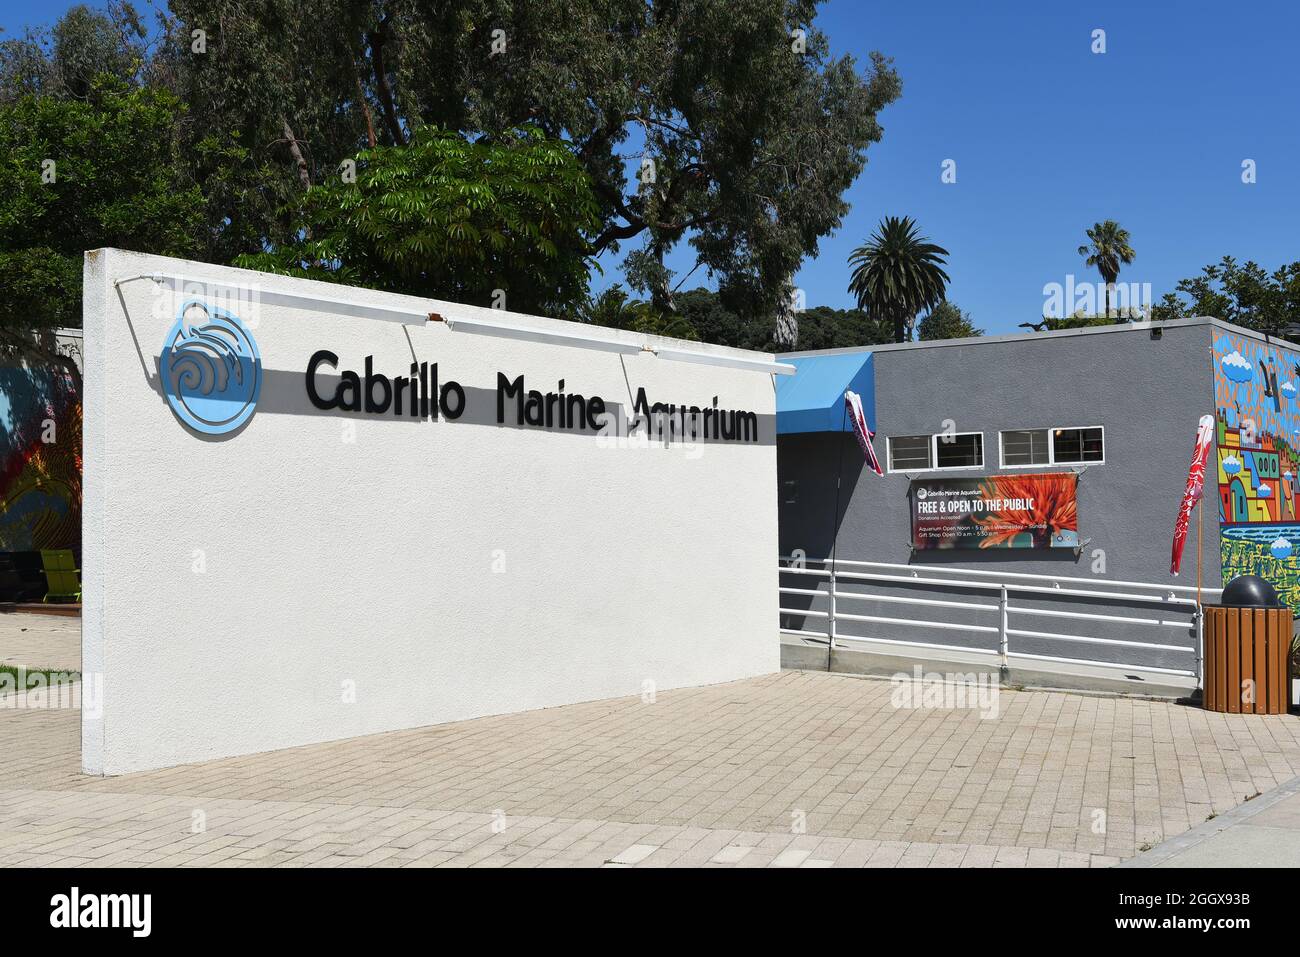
xmin=1001 ymin=429 xmax=1050 ymax=466
xmin=887 ymin=433 xmax=983 ymax=472
xmin=936 ymin=433 xmax=983 ymax=469
xmin=888 ymin=435 xmax=932 ymax=471
xmin=999 ymin=426 xmax=1104 ymax=467
xmin=1052 ymin=426 xmax=1104 ymax=463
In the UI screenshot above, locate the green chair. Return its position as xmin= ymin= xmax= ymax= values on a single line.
xmin=40 ymin=549 xmax=81 ymax=604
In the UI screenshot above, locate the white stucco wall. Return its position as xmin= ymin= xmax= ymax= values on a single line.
xmin=82 ymin=249 xmax=779 ymax=774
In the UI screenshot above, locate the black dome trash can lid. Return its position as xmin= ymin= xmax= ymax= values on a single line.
xmin=1217 ymin=574 xmax=1284 ymax=608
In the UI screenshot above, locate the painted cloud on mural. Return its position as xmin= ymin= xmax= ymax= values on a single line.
xmin=1221 ymin=349 xmax=1254 ymax=383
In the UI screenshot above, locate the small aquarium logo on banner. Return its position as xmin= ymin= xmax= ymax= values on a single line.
xmin=160 ymin=300 xmax=262 ymax=436
xmin=910 ymin=472 xmax=1078 ymax=550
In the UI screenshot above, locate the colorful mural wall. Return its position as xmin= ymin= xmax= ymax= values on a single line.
xmin=0 ymin=361 xmax=82 ymax=553
xmin=1214 ymin=330 xmax=1300 ymax=608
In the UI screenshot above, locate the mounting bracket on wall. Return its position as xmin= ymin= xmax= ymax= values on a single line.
xmin=1071 ymin=466 xmax=1090 ymax=556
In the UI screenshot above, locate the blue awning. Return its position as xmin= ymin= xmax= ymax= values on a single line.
xmin=775 ymin=351 xmax=874 ymax=434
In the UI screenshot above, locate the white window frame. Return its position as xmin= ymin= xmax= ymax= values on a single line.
xmin=998 ymin=428 xmax=1051 ymax=468
xmin=998 ymin=425 xmax=1105 ymax=468
xmin=887 ymin=431 xmax=984 ymax=474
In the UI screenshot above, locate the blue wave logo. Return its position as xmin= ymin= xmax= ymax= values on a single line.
xmin=161 ymin=301 xmax=261 ymax=435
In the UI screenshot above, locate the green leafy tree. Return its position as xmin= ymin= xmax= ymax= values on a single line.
xmin=158 ymin=0 xmax=378 ymax=259
xmin=582 ymin=287 xmax=893 ymax=351
xmin=580 ymin=285 xmax=699 ymax=340
xmin=165 ymin=0 xmax=902 ymax=318
xmin=847 ymin=215 xmax=950 ymax=343
xmin=238 ymin=127 xmax=601 ymax=317
xmin=1 ymin=3 xmax=273 ymax=270
xmin=787 ymin=305 xmax=892 ymax=350
xmin=0 ymin=76 xmax=205 ymax=389
xmin=672 ymin=288 xmax=758 ymax=348
xmin=1150 ymin=256 xmax=1300 ymax=336
xmin=1077 ymin=220 xmax=1135 ymax=319
xmin=918 ymin=300 xmax=981 ymax=341
xmin=3 ymin=1 xmax=902 ymax=348
xmin=580 ymin=286 xmax=894 ymax=351
xmin=1018 ymin=312 xmax=1126 ymax=334
xmin=0 ymin=1 xmax=149 ymax=102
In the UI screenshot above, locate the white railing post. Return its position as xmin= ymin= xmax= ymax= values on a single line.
xmin=828 ymin=560 xmax=837 ymax=650
xmin=998 ymin=584 xmax=1009 ymax=681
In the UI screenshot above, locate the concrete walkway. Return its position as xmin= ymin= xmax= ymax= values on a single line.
xmin=1120 ymin=773 xmax=1300 ymax=867
xmin=0 ymin=612 xmax=80 ymax=672
xmin=5 ymin=613 xmax=1300 ymax=867
xmin=5 ymin=667 xmax=1300 ymax=865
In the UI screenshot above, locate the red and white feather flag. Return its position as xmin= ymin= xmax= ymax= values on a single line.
xmin=1171 ymin=414 xmax=1215 ymax=576
xmin=845 ymin=389 xmax=883 ymax=476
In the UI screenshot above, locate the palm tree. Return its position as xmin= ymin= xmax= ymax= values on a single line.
xmin=848 ymin=216 xmax=950 ymax=343
xmin=1077 ymin=220 xmax=1135 ymax=318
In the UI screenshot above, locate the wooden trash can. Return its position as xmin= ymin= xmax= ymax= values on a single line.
xmin=1202 ymin=605 xmax=1291 ymax=714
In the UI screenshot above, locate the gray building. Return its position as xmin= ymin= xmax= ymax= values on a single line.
xmin=775 ymin=317 xmax=1297 ymax=695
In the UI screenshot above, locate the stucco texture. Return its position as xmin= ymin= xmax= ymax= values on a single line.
xmin=777 ymin=321 xmax=1218 ymax=672
xmin=82 ymin=249 xmax=778 ymax=774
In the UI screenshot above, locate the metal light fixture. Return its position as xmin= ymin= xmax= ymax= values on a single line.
xmin=431 ymin=313 xmax=646 ymax=357
xmin=114 ymin=272 xmax=429 ymax=326
xmin=655 ymin=345 xmax=797 ymax=376
xmin=116 ymin=272 xmax=796 ymax=374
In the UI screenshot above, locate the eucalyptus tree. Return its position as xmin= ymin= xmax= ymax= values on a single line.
xmin=164 ymin=0 xmax=902 ymax=319
xmin=0 ymin=1 xmax=149 ymax=102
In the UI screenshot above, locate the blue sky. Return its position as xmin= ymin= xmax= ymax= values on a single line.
xmin=781 ymin=0 xmax=1300 ymax=333
xmin=5 ymin=0 xmax=1297 ymax=334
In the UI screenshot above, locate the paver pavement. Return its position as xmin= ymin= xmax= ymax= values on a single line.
xmin=3 ymin=613 xmax=1300 ymax=867
xmin=0 ymin=612 xmax=80 ymax=672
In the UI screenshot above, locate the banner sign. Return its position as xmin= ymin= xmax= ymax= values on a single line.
xmin=844 ymin=389 xmax=882 ymax=476
xmin=910 ymin=472 xmax=1079 ymax=550
xmin=1171 ymin=414 xmax=1214 ymax=575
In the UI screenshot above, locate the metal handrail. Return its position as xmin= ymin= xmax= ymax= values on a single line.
xmin=777 ymin=556 xmax=1205 ymax=683
xmin=781 ymin=564 xmax=1200 ymax=606
xmin=779 ymin=554 xmax=1220 ymax=599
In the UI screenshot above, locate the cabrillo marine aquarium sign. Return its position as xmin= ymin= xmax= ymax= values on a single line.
xmin=305 ymin=351 xmax=761 ymax=442
xmin=160 ymin=299 xmax=760 ymax=441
